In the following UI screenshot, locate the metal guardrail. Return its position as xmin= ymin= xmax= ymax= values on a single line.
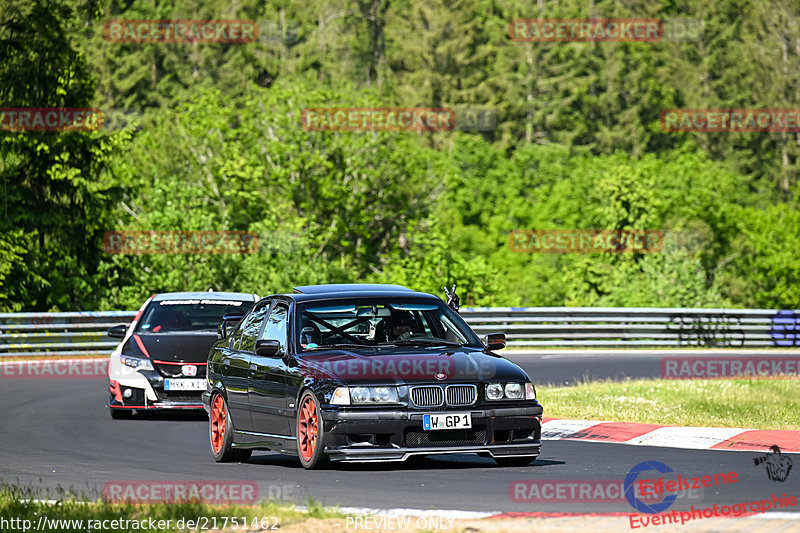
xmin=0 ymin=311 xmax=136 ymax=357
xmin=461 ymin=307 xmax=800 ymax=347
xmin=0 ymin=307 xmax=797 ymax=357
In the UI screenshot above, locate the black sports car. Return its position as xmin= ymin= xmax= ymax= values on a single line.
xmin=107 ymin=291 xmax=257 ymax=418
xmin=203 ymin=284 xmax=543 ymax=468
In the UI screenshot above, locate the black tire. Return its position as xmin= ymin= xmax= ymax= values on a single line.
xmin=493 ymin=455 xmax=538 ymax=467
xmin=296 ymin=390 xmax=329 ymax=469
xmin=209 ymin=392 xmax=240 ymax=462
xmin=109 ymin=407 xmax=132 ymax=419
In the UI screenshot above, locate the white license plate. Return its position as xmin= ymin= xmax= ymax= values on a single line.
xmin=164 ymin=379 xmax=205 ymax=391
xmin=423 ymin=413 xmax=472 ymax=431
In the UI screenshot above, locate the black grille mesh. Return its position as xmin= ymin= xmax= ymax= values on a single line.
xmin=157 ymin=390 xmax=203 ymax=403
xmin=404 ymin=426 xmax=487 ymax=447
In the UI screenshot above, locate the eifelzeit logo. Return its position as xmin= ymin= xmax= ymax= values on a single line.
xmin=754 ymin=445 xmax=792 ymax=482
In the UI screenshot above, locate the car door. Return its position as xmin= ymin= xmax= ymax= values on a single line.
xmin=247 ymin=302 xmax=292 ymax=436
xmin=222 ymin=300 xmax=271 ymax=431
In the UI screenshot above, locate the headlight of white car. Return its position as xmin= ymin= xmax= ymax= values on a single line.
xmin=119 ymin=356 xmax=153 ymax=371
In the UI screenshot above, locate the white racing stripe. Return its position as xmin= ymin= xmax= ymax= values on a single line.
xmin=300 ymin=505 xmax=496 ymax=520
xmin=304 ymin=505 xmax=800 ymax=521
xmin=507 ymin=349 xmax=800 ymax=357
xmin=541 ymin=419 xmax=609 ymax=440
xmin=624 ymin=426 xmax=747 ymax=449
xmin=747 ymin=512 xmax=800 ymax=520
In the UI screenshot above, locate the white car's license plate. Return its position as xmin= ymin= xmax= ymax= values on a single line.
xmin=423 ymin=413 xmax=472 ymax=431
xmin=164 ymin=379 xmax=205 ymax=391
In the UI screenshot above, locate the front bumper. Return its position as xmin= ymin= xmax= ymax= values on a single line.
xmin=108 ymin=376 xmax=204 ymax=410
xmin=320 ymin=404 xmax=542 ymax=462
xmin=108 ymin=353 xmax=206 ymax=411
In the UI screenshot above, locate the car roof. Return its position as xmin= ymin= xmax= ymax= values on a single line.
xmin=151 ymin=291 xmax=258 ymax=302
xmin=292 ymin=284 xmax=414 ymax=294
xmin=283 ymin=284 xmax=439 ymax=303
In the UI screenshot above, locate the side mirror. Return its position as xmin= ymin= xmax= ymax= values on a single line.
xmin=107 ymin=324 xmax=128 ymax=339
xmin=218 ymin=311 xmax=245 ymax=340
xmin=484 ymin=332 xmax=506 ymax=351
xmin=255 ymin=339 xmax=281 ymax=357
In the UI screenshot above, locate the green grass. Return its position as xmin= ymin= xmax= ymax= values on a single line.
xmin=541 ymin=378 xmax=800 ymax=430
xmin=0 ymin=484 xmax=348 ymax=533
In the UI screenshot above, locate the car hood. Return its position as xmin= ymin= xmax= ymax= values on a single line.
xmin=297 ymin=346 xmax=528 ymax=385
xmin=122 ymin=332 xmax=218 ymax=363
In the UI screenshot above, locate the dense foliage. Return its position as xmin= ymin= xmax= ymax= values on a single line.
xmin=1 ymin=0 xmax=798 ymax=311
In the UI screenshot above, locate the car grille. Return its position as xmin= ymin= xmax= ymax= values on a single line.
xmin=446 ymin=385 xmax=477 ymax=406
xmin=154 ymin=363 xmax=206 ymax=379
xmin=404 ymin=426 xmax=487 ymax=447
xmin=410 ymin=385 xmax=476 ymax=407
xmin=410 ymin=386 xmax=444 ymax=407
xmin=157 ymin=390 xmax=202 ymax=403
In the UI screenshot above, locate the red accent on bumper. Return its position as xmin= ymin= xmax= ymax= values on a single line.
xmin=109 ymin=380 xmax=123 ymax=402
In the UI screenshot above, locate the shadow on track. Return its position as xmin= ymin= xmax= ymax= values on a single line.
xmin=126 ymin=410 xmax=207 ymax=422
xmin=246 ymin=452 xmax=564 ymax=471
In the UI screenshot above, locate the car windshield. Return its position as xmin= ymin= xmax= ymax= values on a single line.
xmin=296 ymin=298 xmax=482 ymax=351
xmin=138 ymin=299 xmax=253 ymax=333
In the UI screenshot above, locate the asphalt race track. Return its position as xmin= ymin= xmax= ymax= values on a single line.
xmin=507 ymin=349 xmax=800 ymax=385
xmin=2 ymin=352 xmax=797 ymax=515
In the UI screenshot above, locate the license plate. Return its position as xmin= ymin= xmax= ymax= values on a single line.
xmin=164 ymin=379 xmax=205 ymax=391
xmin=423 ymin=413 xmax=472 ymax=431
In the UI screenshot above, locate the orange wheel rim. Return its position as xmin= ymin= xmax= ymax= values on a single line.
xmin=298 ymin=396 xmax=318 ymax=461
xmin=210 ymin=395 xmax=225 ymax=454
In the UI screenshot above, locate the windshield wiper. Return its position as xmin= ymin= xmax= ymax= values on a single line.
xmin=303 ymin=343 xmax=370 ymax=351
xmin=389 ymin=339 xmax=463 ymax=347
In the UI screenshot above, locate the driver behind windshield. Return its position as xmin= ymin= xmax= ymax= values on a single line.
xmin=382 ymin=309 xmax=416 ymax=341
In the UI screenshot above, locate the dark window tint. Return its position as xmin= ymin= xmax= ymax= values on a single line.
xmin=239 ymin=301 xmax=271 ymax=352
xmin=261 ymin=305 xmax=288 ymax=349
xmin=138 ymin=299 xmax=253 ymax=333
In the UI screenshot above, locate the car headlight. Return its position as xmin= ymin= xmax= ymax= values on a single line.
xmin=486 ymin=383 xmax=504 ymax=400
xmin=120 ymin=356 xmax=153 ymax=371
xmin=329 ymin=386 xmax=400 ymax=405
xmin=351 ymin=387 xmax=371 ymax=403
xmin=486 ymin=382 xmax=528 ymax=400
xmin=372 ymin=386 xmax=394 ymax=402
xmin=330 ymin=387 xmax=350 ymax=405
xmin=526 ymin=382 xmax=536 ymax=400
xmin=505 ymin=383 xmax=523 ymax=399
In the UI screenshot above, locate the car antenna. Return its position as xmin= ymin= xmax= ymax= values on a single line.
xmin=443 ymin=283 xmax=460 ymax=313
